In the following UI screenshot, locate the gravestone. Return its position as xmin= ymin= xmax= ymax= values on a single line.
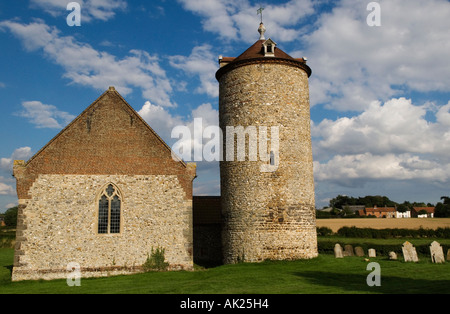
xmin=389 ymin=252 xmax=397 ymax=260
xmin=343 ymin=244 xmax=354 ymax=257
xmin=402 ymin=241 xmax=419 ymax=262
xmin=334 ymin=244 xmax=343 ymax=258
xmin=368 ymin=249 xmax=376 ymax=258
xmin=355 ymin=247 xmax=365 ymax=257
xmin=447 ymin=249 xmax=450 ymax=261
xmin=430 ymin=241 xmax=445 ymax=264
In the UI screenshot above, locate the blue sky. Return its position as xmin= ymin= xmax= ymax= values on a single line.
xmin=1 ymin=0 xmax=450 ymax=212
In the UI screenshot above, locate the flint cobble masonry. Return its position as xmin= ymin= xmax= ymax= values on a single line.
xmin=216 ymin=34 xmax=318 ymax=263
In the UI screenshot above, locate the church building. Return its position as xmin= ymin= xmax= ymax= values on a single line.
xmin=12 ymin=22 xmax=317 ymax=281
xmin=12 ymin=87 xmax=196 ymax=281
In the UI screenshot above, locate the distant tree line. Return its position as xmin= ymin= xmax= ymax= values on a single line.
xmin=320 ymin=194 xmax=450 ymax=218
xmin=1 ymin=206 xmax=18 ymax=228
xmin=329 ymin=194 xmax=435 ymax=209
xmin=436 ymin=196 xmax=450 ymax=218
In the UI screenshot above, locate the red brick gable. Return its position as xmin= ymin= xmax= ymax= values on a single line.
xmin=364 ymin=207 xmax=396 ymax=213
xmin=412 ymin=207 xmax=435 ymax=215
xmin=358 ymin=206 xmax=396 ymax=218
xmin=14 ymin=87 xmax=196 ymax=200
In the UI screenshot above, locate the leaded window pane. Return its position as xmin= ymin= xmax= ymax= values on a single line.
xmin=98 ymin=195 xmax=109 ymax=234
xmin=106 ymin=184 xmax=115 ymax=197
xmin=110 ymin=196 xmax=121 ymax=234
xmin=98 ymin=184 xmax=122 ymax=235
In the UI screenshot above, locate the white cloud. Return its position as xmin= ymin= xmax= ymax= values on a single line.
xmin=0 ymin=147 xmax=33 ymax=173
xmin=305 ymin=0 xmax=450 ymax=110
xmin=314 ymin=153 xmax=450 ymax=187
xmin=0 ymin=182 xmax=14 ymax=196
xmin=169 ymin=45 xmax=219 ymax=98
xmin=178 ymin=0 xmax=238 ymax=39
xmin=313 ymin=98 xmax=450 ymax=159
xmin=436 ymin=103 xmax=450 ymax=127
xmin=138 ymin=101 xmax=220 ymax=196
xmin=5 ymin=202 xmax=18 ymax=209
xmin=178 ymin=0 xmax=450 ymax=111
xmin=313 ymin=98 xmax=450 ymax=188
xmin=0 ymin=20 xmax=176 ymax=107
xmin=17 ymin=101 xmax=75 ymax=129
xmin=138 ymin=101 xmax=185 ymax=142
xmin=30 ymin=0 xmax=127 ymax=22
xmin=138 ymin=101 xmax=219 ymax=147
xmin=191 ymin=103 xmax=219 ymax=126
xmin=177 ymin=0 xmax=314 ymax=42
xmin=300 ymin=0 xmax=450 ymax=205
xmin=193 ymin=177 xmax=220 ymax=196
xmin=0 ymin=148 xmax=33 ymax=197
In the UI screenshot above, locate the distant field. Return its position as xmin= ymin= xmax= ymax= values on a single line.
xmin=316 ymin=218 xmax=450 ymax=233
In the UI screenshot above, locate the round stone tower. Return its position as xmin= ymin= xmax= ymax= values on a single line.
xmin=216 ymin=23 xmax=318 ymax=264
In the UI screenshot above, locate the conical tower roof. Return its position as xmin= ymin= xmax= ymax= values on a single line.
xmin=216 ymin=23 xmax=311 ymax=80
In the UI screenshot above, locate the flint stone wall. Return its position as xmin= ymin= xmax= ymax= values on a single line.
xmin=12 ymin=174 xmax=193 ymax=282
xmin=218 ymin=61 xmax=318 ymax=263
xmin=12 ymin=89 xmax=196 ymax=281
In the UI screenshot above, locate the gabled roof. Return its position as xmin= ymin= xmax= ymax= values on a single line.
xmin=412 ymin=207 xmax=435 ymax=213
xmin=25 ymin=86 xmax=187 ymax=168
xmin=365 ymin=207 xmax=396 ymax=212
xmin=14 ymin=87 xmax=197 ymax=200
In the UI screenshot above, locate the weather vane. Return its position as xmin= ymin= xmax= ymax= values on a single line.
xmin=257 ymin=6 xmax=265 ymax=24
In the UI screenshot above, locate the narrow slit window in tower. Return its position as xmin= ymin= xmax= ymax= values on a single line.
xmin=270 ymin=151 xmax=275 ymax=166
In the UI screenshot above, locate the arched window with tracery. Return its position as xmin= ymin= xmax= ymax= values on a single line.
xmin=97 ymin=184 xmax=122 ymax=234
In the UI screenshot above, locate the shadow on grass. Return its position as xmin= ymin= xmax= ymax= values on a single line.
xmin=294 ymin=271 xmax=450 ymax=294
xmin=5 ymin=264 xmax=13 ymax=275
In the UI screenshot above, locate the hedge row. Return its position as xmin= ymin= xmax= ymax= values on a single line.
xmin=0 ymin=236 xmax=15 ymax=249
xmin=317 ymin=226 xmax=450 ymax=239
xmin=318 ymin=240 xmax=449 ymax=258
xmin=0 ymin=230 xmax=16 ymax=249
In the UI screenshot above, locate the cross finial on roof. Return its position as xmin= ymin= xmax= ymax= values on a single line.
xmin=257 ymin=7 xmax=265 ymax=24
xmin=257 ymin=7 xmax=266 ymax=40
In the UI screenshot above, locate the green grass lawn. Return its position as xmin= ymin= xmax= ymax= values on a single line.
xmin=1 ymin=248 xmax=449 ymax=294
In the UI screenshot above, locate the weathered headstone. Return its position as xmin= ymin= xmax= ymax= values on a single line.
xmin=355 ymin=246 xmax=365 ymax=257
xmin=430 ymin=241 xmax=445 ymax=264
xmin=343 ymin=244 xmax=354 ymax=257
xmin=389 ymin=252 xmax=397 ymax=260
xmin=334 ymin=244 xmax=343 ymax=258
xmin=402 ymin=241 xmax=419 ymax=262
xmin=447 ymin=249 xmax=450 ymax=261
xmin=368 ymin=248 xmax=376 ymax=258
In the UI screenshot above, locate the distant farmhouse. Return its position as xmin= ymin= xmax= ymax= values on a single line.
xmin=358 ymin=206 xmax=397 ymax=218
xmin=411 ymin=207 xmax=435 ymax=218
xmin=357 ymin=205 xmax=435 ymax=219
